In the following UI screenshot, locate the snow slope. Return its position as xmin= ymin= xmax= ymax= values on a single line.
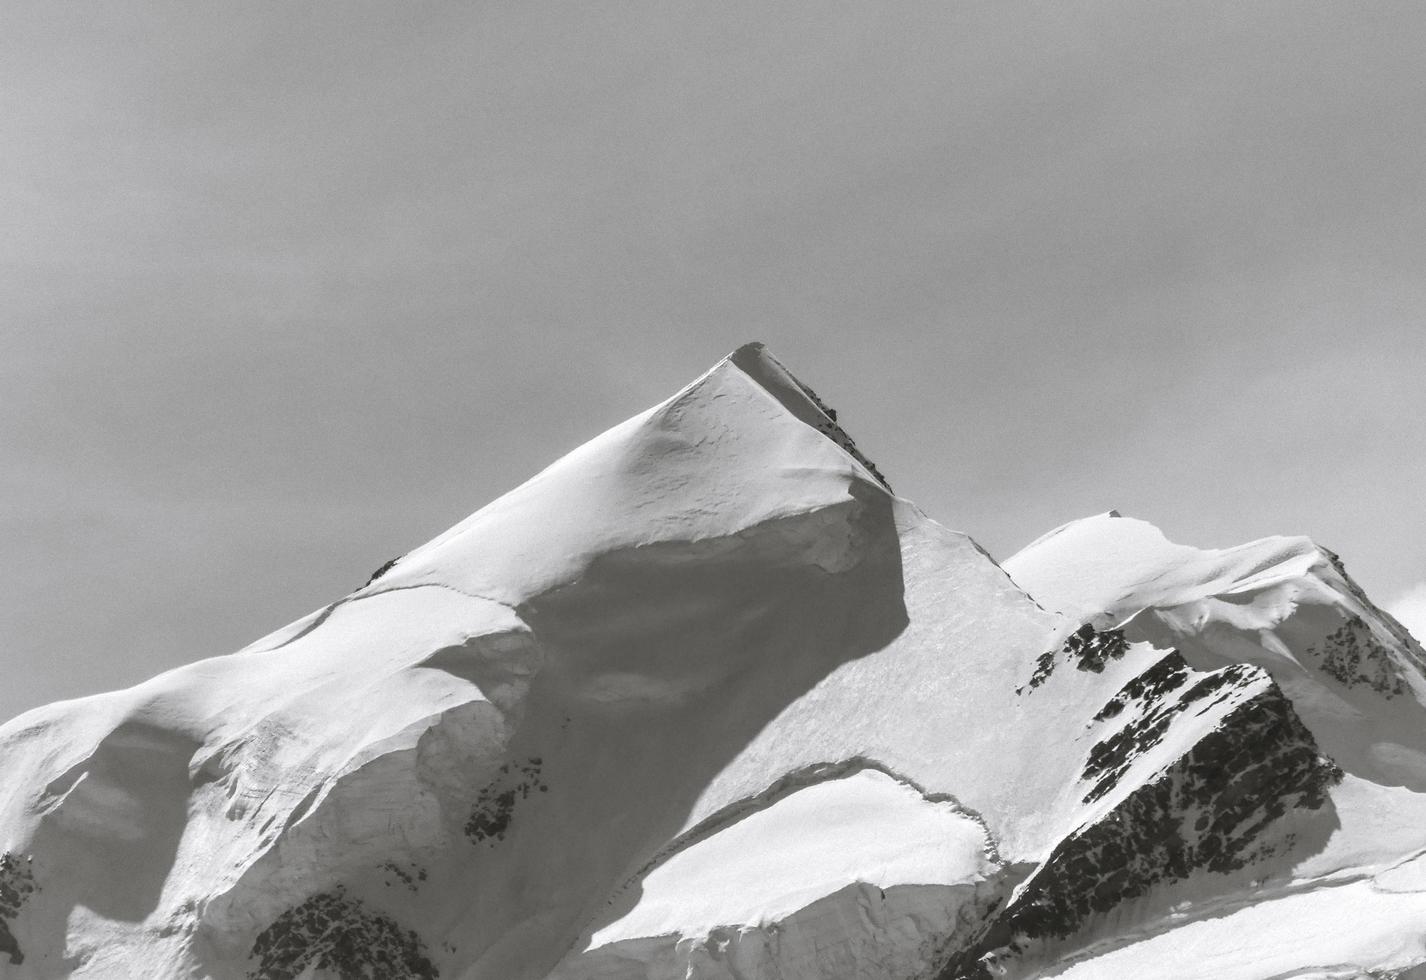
xmin=0 ymin=345 xmax=1423 ymax=980
xmin=998 ymin=513 xmax=1426 ymax=979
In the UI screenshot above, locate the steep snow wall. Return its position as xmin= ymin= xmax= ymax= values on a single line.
xmin=2 ymin=347 xmax=1425 ymax=980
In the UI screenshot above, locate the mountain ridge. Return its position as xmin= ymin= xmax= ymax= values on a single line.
xmin=1 ymin=345 xmax=1424 ymax=979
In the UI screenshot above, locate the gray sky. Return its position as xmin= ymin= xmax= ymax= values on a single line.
xmin=4 ymin=2 xmax=1425 ymax=723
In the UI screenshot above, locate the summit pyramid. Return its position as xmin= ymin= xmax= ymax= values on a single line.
xmin=2 ymin=346 xmax=1424 ymax=979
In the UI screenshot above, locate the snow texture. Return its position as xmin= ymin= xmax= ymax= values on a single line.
xmin=1 ymin=344 xmax=1424 ymax=979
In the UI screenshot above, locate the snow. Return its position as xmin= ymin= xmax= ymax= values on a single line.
xmin=1 ymin=344 xmax=1424 ymax=980
xmin=1046 ymin=877 xmax=1426 ymax=980
xmin=550 ymin=766 xmax=999 ymax=979
xmin=1388 ymin=582 xmax=1426 ymax=646
xmin=998 ymin=511 xmax=1426 ymax=979
xmin=1003 ymin=511 xmax=1323 ymax=625
xmin=4 ymin=343 xmax=1009 ymax=980
xmin=1005 ymin=511 xmax=1426 ymax=794
xmin=374 ymin=342 xmax=879 ymax=607
xmin=586 ymin=768 xmax=992 ymax=946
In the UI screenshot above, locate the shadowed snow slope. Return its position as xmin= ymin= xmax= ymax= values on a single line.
xmin=1 ymin=346 xmax=1424 ymax=980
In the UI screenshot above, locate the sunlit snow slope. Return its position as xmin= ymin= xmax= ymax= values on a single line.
xmin=1 ymin=345 xmax=1424 ymax=980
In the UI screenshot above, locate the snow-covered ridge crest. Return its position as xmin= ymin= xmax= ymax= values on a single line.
xmin=0 ymin=343 xmax=916 ymax=979
xmin=1005 ymin=512 xmax=1426 ymax=791
xmin=342 ymin=341 xmax=892 ymax=608
xmin=3 ymin=346 xmax=1426 ymax=980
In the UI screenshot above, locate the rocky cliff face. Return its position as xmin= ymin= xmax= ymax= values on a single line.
xmin=2 ymin=345 xmax=1425 ymax=980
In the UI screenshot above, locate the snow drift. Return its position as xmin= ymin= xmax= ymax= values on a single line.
xmin=2 ymin=344 xmax=1425 ymax=980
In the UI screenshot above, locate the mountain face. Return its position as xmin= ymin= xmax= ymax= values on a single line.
xmin=3 ymin=343 xmax=1426 ymax=980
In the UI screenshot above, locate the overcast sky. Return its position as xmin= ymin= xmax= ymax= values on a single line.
xmin=4 ymin=2 xmax=1425 ymax=722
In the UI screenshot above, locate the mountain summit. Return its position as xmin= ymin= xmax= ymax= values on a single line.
xmin=3 ymin=346 xmax=1425 ymax=979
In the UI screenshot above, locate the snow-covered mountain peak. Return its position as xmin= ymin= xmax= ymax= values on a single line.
xmin=341 ymin=343 xmax=891 ymax=615
xmin=1007 ymin=510 xmax=1426 ymax=788
xmin=4 ymin=352 xmax=1426 ymax=980
xmin=0 ymin=346 xmax=932 ymax=980
xmin=727 ymin=342 xmax=891 ymax=489
xmin=1006 ymin=510 xmax=1375 ymax=628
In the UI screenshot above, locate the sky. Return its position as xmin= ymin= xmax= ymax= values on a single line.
xmin=3 ymin=2 xmax=1425 ymax=723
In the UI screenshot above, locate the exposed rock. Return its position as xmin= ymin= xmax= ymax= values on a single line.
xmin=1092 ymin=651 xmax=1191 ymax=722
xmin=364 ymin=557 xmax=401 ymax=587
xmin=0 ymin=852 xmax=36 ymax=965
xmin=380 ymin=862 xmax=427 ymax=893
xmin=941 ymin=679 xmax=1341 ymax=979
xmin=248 ymin=890 xmax=437 ymax=980
xmin=1310 ymin=613 xmax=1408 ymax=698
xmin=1065 ymin=623 xmax=1129 ymax=673
xmin=1021 ymin=622 xmax=1128 ymax=692
xmin=1082 ymin=658 xmax=1258 ymax=804
xmin=464 ymin=756 xmax=547 ymax=845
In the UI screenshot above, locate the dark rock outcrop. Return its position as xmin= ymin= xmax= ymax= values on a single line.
xmin=0 ymin=852 xmax=36 ymax=965
xmin=941 ymin=676 xmax=1341 ymax=980
xmin=1082 ymin=657 xmax=1257 ymax=804
xmin=1311 ymin=614 xmax=1408 ymax=698
xmin=1021 ymin=623 xmax=1129 ymax=692
xmin=248 ymin=890 xmax=437 ymax=980
xmin=464 ymin=756 xmax=547 ymax=845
